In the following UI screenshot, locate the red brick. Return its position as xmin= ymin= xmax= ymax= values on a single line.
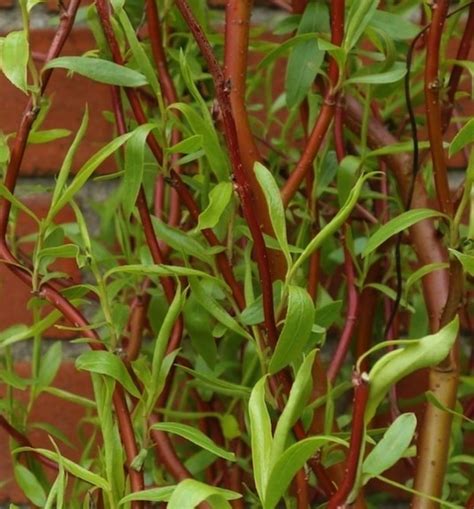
xmin=0 ymin=28 xmax=115 ymax=177
xmin=0 ymin=363 xmax=94 ymax=505
xmin=0 ymin=195 xmax=81 ymax=337
xmin=0 ymin=0 xmax=14 ymax=7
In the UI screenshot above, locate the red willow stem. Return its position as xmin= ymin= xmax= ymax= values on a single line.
xmin=174 ymin=0 xmax=278 ymax=348
xmin=281 ymin=0 xmax=345 ymax=206
xmin=146 ymin=0 xmax=181 ymax=228
xmin=0 ymin=415 xmax=58 ymax=471
xmin=223 ymin=0 xmax=287 ymax=282
xmin=327 ymin=229 xmax=359 ymax=383
xmin=327 ymin=372 xmax=369 ymax=509
xmin=442 ymin=3 xmax=474 ymax=129
xmin=424 ymin=0 xmax=453 ymax=216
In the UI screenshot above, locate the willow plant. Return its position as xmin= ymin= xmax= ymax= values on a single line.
xmin=0 ymin=0 xmax=473 ymax=508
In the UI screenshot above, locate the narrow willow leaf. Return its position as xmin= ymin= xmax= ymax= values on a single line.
xmin=75 ymin=350 xmax=140 ymax=398
xmin=425 ymin=391 xmax=474 ymax=423
xmin=105 ymin=263 xmax=217 ymax=281
xmin=290 ymin=172 xmax=374 ymax=279
xmin=13 ymin=447 xmax=110 ymax=491
xmin=28 ymin=129 xmax=71 ymax=144
xmin=240 ymin=281 xmax=283 ymax=326
xmin=179 ymin=366 xmax=251 ymax=398
xmin=255 ymin=162 xmax=291 ymax=267
xmin=50 ymin=130 xmax=134 ymax=219
xmin=344 ymin=0 xmax=380 ymax=51
xmin=168 ymin=134 xmax=203 ymax=154
xmin=264 ymin=436 xmax=346 ymax=509
xmin=345 ymin=62 xmax=406 ymax=85
xmin=189 ymin=278 xmax=253 ymax=341
xmin=150 ymin=422 xmax=235 ymax=461
xmin=369 ymin=10 xmax=418 ymax=40
xmin=449 ymin=249 xmax=474 ymax=276
xmin=249 ymin=376 xmax=273 ymax=502
xmin=38 ymin=342 xmax=62 ymax=388
xmin=285 ymin=3 xmax=327 ymax=108
xmin=152 ymin=217 xmax=212 ymax=263
xmin=119 ymin=486 xmax=176 ymax=504
xmin=257 ymin=33 xmax=319 ymax=70
xmin=198 ymin=182 xmax=233 ymax=231
xmin=0 ymin=311 xmax=62 ymax=349
xmin=366 ymin=140 xmax=432 ymax=157
xmin=43 ymin=56 xmax=147 ymax=87
xmin=14 ymin=465 xmax=46 ymax=506
xmin=43 ymin=387 xmax=96 ymax=409
xmin=2 ymin=31 xmax=29 ymax=93
xmin=362 ymin=413 xmax=417 ymax=483
xmin=269 ymin=286 xmax=314 ymax=374
xmin=122 ymin=123 xmax=156 ymax=219
xmin=405 ymin=262 xmax=449 ymax=295
xmin=272 ymin=351 xmax=316 ymax=461
xmin=50 ymin=107 xmax=89 ymax=212
xmin=365 ymin=317 xmax=459 ymax=423
xmin=171 ymin=103 xmax=228 ymax=181
xmin=0 ymin=182 xmax=39 ymax=224
xmin=363 ymin=209 xmax=442 ymax=258
xmin=115 ymin=8 xmax=160 ymax=96
xmin=168 ymin=479 xmax=241 ymax=509
xmin=449 ymin=118 xmax=474 ymax=157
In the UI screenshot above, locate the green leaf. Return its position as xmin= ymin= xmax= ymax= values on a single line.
xmin=366 ymin=140 xmax=433 ymax=158
xmin=179 ymin=365 xmax=251 ymax=398
xmin=75 ymin=350 xmax=140 ymax=398
xmin=369 ymin=10 xmax=418 ymax=40
xmin=168 ymin=479 xmax=241 ymax=509
xmin=14 ymin=465 xmax=46 ymax=506
xmin=150 ymin=422 xmax=235 ymax=461
xmin=0 ymin=182 xmax=39 ymax=224
xmin=2 ymin=31 xmax=29 ymax=93
xmin=171 ymin=103 xmax=228 ymax=181
xmin=105 ymin=263 xmax=217 ymax=281
xmin=168 ymin=135 xmax=203 ymax=155
xmin=122 ymin=123 xmax=156 ymax=219
xmin=43 ymin=56 xmax=148 ymax=87
xmin=272 ymin=351 xmax=317 ymax=461
xmin=13 ymin=447 xmax=110 ymax=491
xmin=119 ymin=486 xmax=176 ymax=504
xmin=449 ymin=249 xmax=474 ymax=277
xmin=49 ymin=130 xmax=134 ymax=219
xmin=365 ymin=317 xmax=459 ymax=423
xmin=269 ymin=286 xmax=314 ymax=374
xmin=255 ymin=162 xmax=291 ymax=268
xmin=363 ymin=209 xmax=442 ymax=258
xmin=264 ymin=436 xmax=346 ymax=509
xmin=152 ymin=217 xmax=212 ymax=263
xmin=362 ymin=413 xmax=417 ymax=483
xmin=249 ymin=376 xmax=273 ymax=502
xmin=345 ymin=62 xmax=406 ymax=85
xmin=290 ymin=172 xmax=374 ymax=279
xmin=405 ymin=262 xmax=449 ymax=295
xmin=0 ymin=311 xmax=62 ymax=349
xmin=240 ymin=281 xmax=284 ymax=326
xmin=28 ymin=129 xmax=71 ymax=144
xmin=285 ymin=3 xmax=327 ymax=108
xmin=197 ymin=182 xmax=233 ymax=231
xmin=449 ymin=118 xmax=474 ymax=157
xmin=345 ymin=0 xmax=380 ymax=51
xmin=38 ymin=342 xmax=62 ymax=388
xmin=50 ymin=107 xmax=89 ymax=213
xmin=189 ymin=277 xmax=253 ymax=341
xmin=425 ymin=391 xmax=474 ymax=424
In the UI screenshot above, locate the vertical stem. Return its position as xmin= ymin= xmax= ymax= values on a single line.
xmin=281 ymin=0 xmax=345 ymax=206
xmin=424 ymin=0 xmax=453 ymax=216
xmin=175 ymin=0 xmax=278 ymax=347
xmin=327 ymin=373 xmax=369 ymax=509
